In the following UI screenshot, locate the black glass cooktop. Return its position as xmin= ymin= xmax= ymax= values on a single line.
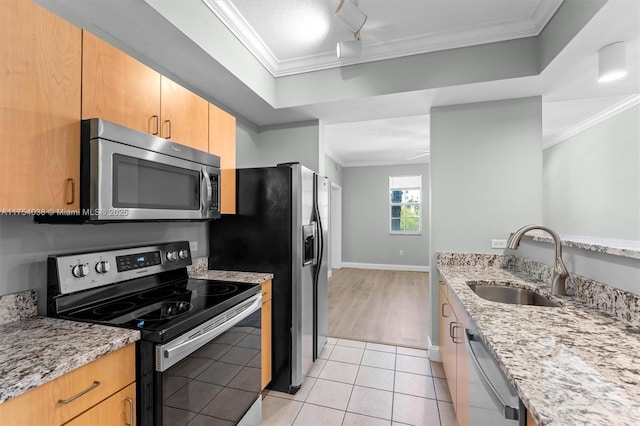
xmin=61 ymin=278 xmax=260 ymax=342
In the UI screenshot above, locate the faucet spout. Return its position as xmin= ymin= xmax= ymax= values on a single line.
xmin=506 ymin=224 xmax=569 ymax=296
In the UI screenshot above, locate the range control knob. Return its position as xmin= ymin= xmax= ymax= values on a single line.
xmin=71 ymin=263 xmax=89 ymax=278
xmin=166 ymin=250 xmax=178 ymax=262
xmin=95 ymin=260 xmax=111 ymax=274
xmin=178 ymin=248 xmax=189 ymax=260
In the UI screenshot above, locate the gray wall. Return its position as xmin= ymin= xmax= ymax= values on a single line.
xmin=235 ymin=118 xmax=262 ymax=169
xmin=324 ymin=155 xmax=343 ymax=187
xmin=257 ymin=121 xmax=320 ymax=171
xmin=0 ymin=216 xmax=208 ymax=314
xmin=342 ymin=164 xmax=429 ymax=269
xmin=429 ymin=97 xmax=543 ymax=345
xmin=543 ymin=105 xmax=640 ymax=240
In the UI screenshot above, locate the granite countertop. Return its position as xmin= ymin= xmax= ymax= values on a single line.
xmin=437 ymin=254 xmax=640 ymax=426
xmin=0 ymin=316 xmax=140 ymax=405
xmin=187 ymin=257 xmax=274 ymax=284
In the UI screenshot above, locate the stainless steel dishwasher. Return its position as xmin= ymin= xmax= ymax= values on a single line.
xmin=464 ymin=328 xmax=527 ymax=426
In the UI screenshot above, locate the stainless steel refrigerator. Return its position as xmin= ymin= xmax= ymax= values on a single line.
xmin=208 ymin=163 xmax=329 ymax=394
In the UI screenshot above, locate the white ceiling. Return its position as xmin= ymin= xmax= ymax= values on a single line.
xmin=37 ymin=0 xmax=640 ymax=167
xmin=207 ymin=0 xmax=639 ymax=166
xmin=203 ymin=0 xmax=563 ymax=77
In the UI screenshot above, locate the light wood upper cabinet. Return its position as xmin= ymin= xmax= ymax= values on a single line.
xmin=82 ymin=31 xmax=161 ymax=135
xmin=0 ymin=0 xmax=81 ymax=212
xmin=209 ymin=104 xmax=237 ymax=214
xmin=83 ymin=31 xmax=209 ymax=151
xmin=161 ymin=77 xmax=209 ymax=152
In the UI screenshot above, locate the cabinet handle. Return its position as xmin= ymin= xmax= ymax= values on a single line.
xmin=66 ymin=178 xmax=75 ymax=205
xmin=125 ymin=396 xmax=134 ymax=426
xmin=163 ymin=120 xmax=172 ymax=139
xmin=57 ymin=380 xmax=100 ymax=404
xmin=150 ymin=115 xmax=159 ymax=135
xmin=450 ymin=323 xmax=462 ymax=344
xmin=441 ymin=303 xmax=449 ymax=318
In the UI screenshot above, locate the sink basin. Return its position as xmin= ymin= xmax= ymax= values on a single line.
xmin=467 ymin=283 xmax=560 ymax=307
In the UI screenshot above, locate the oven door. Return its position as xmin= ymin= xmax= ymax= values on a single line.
xmin=90 ymin=137 xmax=220 ymax=221
xmin=156 ymin=294 xmax=262 ymax=426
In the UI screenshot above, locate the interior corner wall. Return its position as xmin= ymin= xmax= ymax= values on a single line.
xmin=255 ymin=121 xmax=321 ymax=172
xmin=342 ymin=164 xmax=430 ymax=269
xmin=324 ymin=155 xmax=343 ymax=187
xmin=543 ymin=104 xmax=640 ymax=240
xmin=429 ymin=96 xmax=543 ymax=344
xmin=235 ymin=118 xmax=262 ymax=169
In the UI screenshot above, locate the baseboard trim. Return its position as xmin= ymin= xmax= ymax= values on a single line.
xmin=428 ymin=337 xmax=441 ymax=361
xmin=341 ymin=262 xmax=430 ymax=273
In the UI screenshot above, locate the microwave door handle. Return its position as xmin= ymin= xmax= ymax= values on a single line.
xmin=201 ymin=168 xmax=213 ymax=212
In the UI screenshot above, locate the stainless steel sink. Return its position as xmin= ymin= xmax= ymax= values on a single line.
xmin=467 ymin=283 xmax=560 ymax=307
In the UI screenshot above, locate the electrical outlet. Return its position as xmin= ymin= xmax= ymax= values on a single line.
xmin=189 ymin=241 xmax=198 ymax=252
xmin=491 ymin=239 xmax=507 ymax=249
xmin=399 ymin=249 xmax=404 ymax=256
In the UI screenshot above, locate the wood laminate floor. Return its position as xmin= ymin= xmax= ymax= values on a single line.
xmin=328 ymin=268 xmax=430 ymax=349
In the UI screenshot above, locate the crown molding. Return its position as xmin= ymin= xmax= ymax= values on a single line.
xmin=543 ymin=94 xmax=640 ymax=149
xmin=201 ymin=0 xmax=279 ymax=73
xmin=204 ymin=0 xmax=563 ymax=78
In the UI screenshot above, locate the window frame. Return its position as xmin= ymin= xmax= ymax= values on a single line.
xmin=389 ymin=175 xmax=422 ymax=235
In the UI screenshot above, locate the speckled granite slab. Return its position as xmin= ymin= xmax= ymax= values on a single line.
xmin=522 ymin=232 xmax=640 ymax=260
xmin=0 ymin=290 xmax=37 ymax=326
xmin=437 ymin=252 xmax=640 ymax=426
xmin=0 ymin=317 xmax=140 ymax=404
xmin=187 ymin=257 xmax=273 ymax=284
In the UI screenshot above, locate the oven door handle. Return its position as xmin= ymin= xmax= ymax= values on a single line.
xmin=159 ymin=294 xmax=262 ymax=371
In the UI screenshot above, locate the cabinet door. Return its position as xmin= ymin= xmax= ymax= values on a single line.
xmin=64 ymin=383 xmax=136 ymax=426
xmin=451 ymin=295 xmax=470 ymax=426
xmin=261 ymin=280 xmax=273 ymax=389
xmin=0 ymin=0 xmax=81 ymax=211
xmin=82 ymin=31 xmax=161 ymax=135
xmin=160 ymin=77 xmax=209 ymax=151
xmin=208 ymin=104 xmax=237 ymax=214
xmin=439 ymin=285 xmax=457 ymax=408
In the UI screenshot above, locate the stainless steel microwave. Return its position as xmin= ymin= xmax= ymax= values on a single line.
xmin=37 ymin=118 xmax=220 ymax=223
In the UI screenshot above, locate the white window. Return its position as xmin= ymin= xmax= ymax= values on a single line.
xmin=389 ymin=175 xmax=422 ymax=234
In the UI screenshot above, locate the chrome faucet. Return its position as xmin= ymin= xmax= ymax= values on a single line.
xmin=507 ymin=224 xmax=569 ymax=296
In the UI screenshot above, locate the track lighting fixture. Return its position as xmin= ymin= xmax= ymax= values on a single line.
xmin=335 ymin=0 xmax=367 ymax=59
xmin=335 ymin=0 xmax=367 ymax=33
xmin=598 ymin=42 xmax=628 ymax=83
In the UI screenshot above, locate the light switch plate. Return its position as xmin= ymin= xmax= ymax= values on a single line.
xmin=491 ymin=239 xmax=507 ymax=249
xmin=189 ymin=241 xmax=198 ymax=252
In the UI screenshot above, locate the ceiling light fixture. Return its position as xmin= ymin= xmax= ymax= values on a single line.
xmin=335 ymin=0 xmax=367 ymax=33
xmin=335 ymin=0 xmax=367 ymax=59
xmin=337 ymin=35 xmax=361 ymax=59
xmin=598 ymin=42 xmax=628 ymax=83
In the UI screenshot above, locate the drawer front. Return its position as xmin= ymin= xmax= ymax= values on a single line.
xmin=261 ymin=280 xmax=272 ymax=303
xmin=0 ymin=343 xmax=135 ymax=425
xmin=63 ymin=382 xmax=136 ymax=426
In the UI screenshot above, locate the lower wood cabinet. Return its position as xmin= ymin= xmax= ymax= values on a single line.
xmin=0 ymin=344 xmax=136 ymax=426
xmin=63 ymin=383 xmax=135 ymax=426
xmin=261 ymin=279 xmax=273 ymax=389
xmin=439 ymin=278 xmax=470 ymax=426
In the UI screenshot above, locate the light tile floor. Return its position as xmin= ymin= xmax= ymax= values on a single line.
xmin=263 ymin=338 xmax=457 ymax=426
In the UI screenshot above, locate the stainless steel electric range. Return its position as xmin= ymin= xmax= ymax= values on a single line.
xmin=47 ymin=241 xmax=262 ymax=426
